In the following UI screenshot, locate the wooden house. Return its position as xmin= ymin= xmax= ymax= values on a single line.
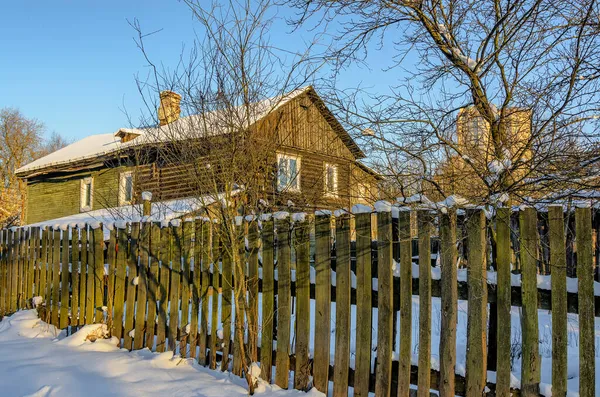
xmin=16 ymin=87 xmax=381 ymax=224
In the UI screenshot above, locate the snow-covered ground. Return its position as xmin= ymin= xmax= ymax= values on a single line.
xmin=0 ymin=310 xmax=323 ymax=397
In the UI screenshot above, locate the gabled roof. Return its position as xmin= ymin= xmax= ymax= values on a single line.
xmin=16 ymin=86 xmax=365 ymax=177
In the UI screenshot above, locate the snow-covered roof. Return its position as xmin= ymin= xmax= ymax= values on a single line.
xmin=18 ymin=86 xmax=360 ymax=177
xmin=26 ymin=191 xmax=239 ymax=239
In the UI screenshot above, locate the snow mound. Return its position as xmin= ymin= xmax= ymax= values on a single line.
xmin=56 ymin=324 xmax=119 ymax=351
xmin=0 ymin=310 xmax=59 ymax=340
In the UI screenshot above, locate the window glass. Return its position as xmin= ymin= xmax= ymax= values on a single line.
xmin=324 ymin=163 xmax=337 ymax=195
xmin=277 ymin=153 xmax=300 ymax=192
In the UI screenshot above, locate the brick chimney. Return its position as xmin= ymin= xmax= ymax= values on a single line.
xmin=157 ymin=90 xmax=182 ymax=126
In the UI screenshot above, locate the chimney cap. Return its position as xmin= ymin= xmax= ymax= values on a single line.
xmin=160 ymin=90 xmax=182 ymax=100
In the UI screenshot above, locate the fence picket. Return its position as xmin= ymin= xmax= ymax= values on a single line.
xmin=180 ymin=220 xmax=192 ymax=357
xmin=60 ymin=227 xmax=70 ymax=329
xmin=113 ymin=227 xmax=127 ymax=342
xmin=354 ymin=212 xmax=372 ymax=397
xmin=198 ymin=220 xmax=210 ymax=365
xmin=106 ymin=229 xmax=116 ymax=333
xmin=51 ymin=229 xmax=60 ymax=326
xmin=156 ymin=225 xmax=170 ymax=353
xmin=465 ymin=208 xmax=487 ymax=397
xmin=93 ymin=226 xmax=104 ymax=323
xmin=168 ymin=223 xmax=181 ymax=353
xmin=439 ymin=209 xmax=457 ymax=397
xmin=40 ymin=229 xmax=49 ymax=311
xmin=18 ymin=228 xmax=25 ymax=309
xmin=519 ymin=208 xmax=540 ymax=396
xmin=576 ymin=207 xmax=595 ymax=397
xmin=0 ymin=230 xmax=5 ymax=314
xmin=85 ymin=227 xmax=95 ymax=325
xmin=124 ymin=223 xmax=139 ymax=349
xmin=210 ymin=222 xmax=220 ymax=369
xmin=146 ymin=222 xmax=161 ymax=350
xmin=133 ymin=222 xmax=150 ymax=350
xmin=376 ymin=210 xmax=393 ymax=397
xmin=495 ymin=207 xmax=512 ymax=396
xmin=548 ymin=206 xmax=567 ymax=396
xmin=294 ymin=215 xmax=312 ymax=391
xmin=220 ymin=225 xmax=232 ymax=371
xmin=260 ymin=219 xmax=275 ymax=382
xmin=190 ymin=220 xmax=201 ymax=359
xmin=247 ymin=220 xmax=260 ymax=364
xmin=314 ymin=213 xmax=332 ymax=394
xmin=397 ymin=210 xmax=413 ymax=397
xmin=79 ymin=227 xmax=88 ymax=326
xmin=417 ymin=210 xmax=433 ymax=397
xmin=71 ymin=227 xmax=80 ymax=329
xmin=232 ymin=222 xmax=245 ymax=376
xmin=26 ymin=227 xmax=35 ymax=306
xmin=10 ymin=230 xmax=17 ymax=313
xmin=274 ymin=216 xmax=292 ymax=388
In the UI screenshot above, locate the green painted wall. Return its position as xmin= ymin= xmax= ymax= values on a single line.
xmin=26 ymin=166 xmax=126 ymax=224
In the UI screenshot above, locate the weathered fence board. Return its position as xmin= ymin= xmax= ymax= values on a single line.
xmin=275 ymin=216 xmax=291 ymax=388
xmin=495 ymin=207 xmax=512 ymax=396
xmin=260 ymin=219 xmax=275 ymax=382
xmin=439 ymin=209 xmax=457 ymax=397
xmin=1 ymin=207 xmax=599 ymax=397
xmin=465 ymin=209 xmax=487 ymax=397
xmin=576 ymin=207 xmax=596 ymax=397
xmin=332 ymin=214 xmax=350 ymax=397
xmin=354 ymin=212 xmax=372 ymax=397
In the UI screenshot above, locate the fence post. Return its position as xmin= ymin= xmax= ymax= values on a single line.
xmin=495 ymin=207 xmax=512 ymax=396
xmin=576 ymin=206 xmax=595 ymax=397
xmin=354 ymin=210 xmax=372 ymax=397
xmin=332 ymin=213 xmax=351 ymax=397
xmin=465 ymin=208 xmax=487 ymax=397
xmin=519 ymin=207 xmax=540 ymax=396
xmin=375 ymin=207 xmax=393 ymax=397
xmin=439 ymin=208 xmax=457 ymax=397
xmin=260 ymin=218 xmax=275 ymax=382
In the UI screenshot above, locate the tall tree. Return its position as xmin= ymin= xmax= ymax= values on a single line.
xmin=0 ymin=108 xmax=69 ymax=226
xmin=289 ymin=0 xmax=600 ymax=204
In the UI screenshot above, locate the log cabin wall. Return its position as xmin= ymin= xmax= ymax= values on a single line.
xmin=23 ymin=90 xmax=379 ymax=224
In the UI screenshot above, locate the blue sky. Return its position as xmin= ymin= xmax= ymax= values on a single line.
xmin=0 ymin=1 xmax=401 ymax=142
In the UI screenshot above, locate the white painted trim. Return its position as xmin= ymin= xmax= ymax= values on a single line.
xmin=276 ymin=152 xmax=301 ymax=193
xmin=119 ymin=171 xmax=134 ymax=205
xmin=80 ymin=177 xmax=94 ymax=212
xmin=324 ymin=163 xmax=338 ymax=197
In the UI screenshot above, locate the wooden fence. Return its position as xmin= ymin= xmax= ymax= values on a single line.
xmin=0 ymin=206 xmax=598 ymax=397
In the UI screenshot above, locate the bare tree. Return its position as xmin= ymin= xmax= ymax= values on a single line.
xmin=287 ymin=0 xmax=600 ymax=205
xmin=123 ymin=0 xmax=318 ymax=392
xmin=0 ymin=108 xmax=69 ymax=226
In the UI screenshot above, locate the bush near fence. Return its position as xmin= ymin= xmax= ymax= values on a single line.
xmin=0 ymin=206 xmax=597 ymax=397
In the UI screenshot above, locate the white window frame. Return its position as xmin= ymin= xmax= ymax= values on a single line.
xmin=80 ymin=177 xmax=94 ymax=212
xmin=324 ymin=163 xmax=338 ymax=197
xmin=276 ymin=152 xmax=301 ymax=192
xmin=119 ymin=171 xmax=134 ymax=205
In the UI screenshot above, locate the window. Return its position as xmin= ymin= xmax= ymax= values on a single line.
xmin=277 ymin=153 xmax=301 ymax=192
xmin=324 ymin=163 xmax=338 ymax=197
xmin=119 ymin=171 xmax=134 ymax=205
xmin=80 ymin=177 xmax=93 ymax=212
